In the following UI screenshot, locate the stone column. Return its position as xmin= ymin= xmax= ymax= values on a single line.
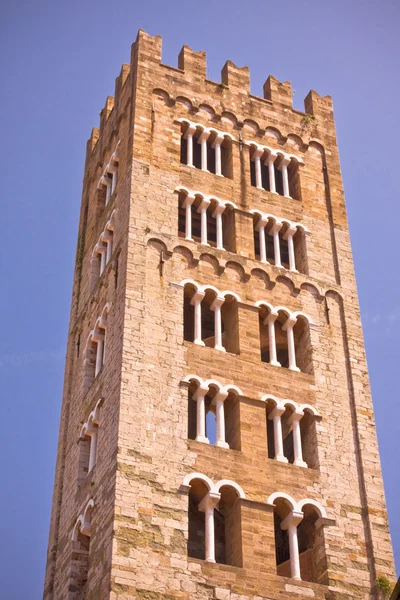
xmin=194 ymin=384 xmax=210 ymax=443
xmin=99 ymin=247 xmax=106 ymax=276
xmin=288 ymin=411 xmax=307 ymax=468
xmin=253 ymin=147 xmax=264 ymax=189
xmin=212 ymin=134 xmax=224 ymax=176
xmin=269 ymin=221 xmax=283 ymax=268
xmin=283 ymin=225 xmax=298 ymax=272
xmin=87 ymin=426 xmax=98 ymax=472
xmin=190 ymin=290 xmax=205 ymax=345
xmin=93 ymin=334 xmax=105 ymax=377
xmin=256 ymin=217 xmax=269 ymax=263
xmin=211 ymin=296 xmax=225 ymax=352
xmin=184 ymin=124 xmax=196 ymax=167
xmin=265 ymin=153 xmax=277 ymax=193
xmin=279 ymin=157 xmax=291 ymax=198
xmin=199 ymin=130 xmax=210 ymax=171
xmin=198 ymin=491 xmax=221 ymax=562
xmin=283 ymin=316 xmax=300 ymax=372
xmin=280 ymin=511 xmax=304 ymax=580
xmin=183 ymin=193 xmax=195 ymax=241
xmin=198 ymin=197 xmax=211 ymax=245
xmin=264 ymin=312 xmax=281 ymax=367
xmin=268 ymin=406 xmax=288 ymax=463
xmin=212 ymin=204 xmax=225 ymax=250
xmin=213 ymin=390 xmax=229 ymax=448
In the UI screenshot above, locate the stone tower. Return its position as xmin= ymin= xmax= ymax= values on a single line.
xmin=43 ymin=30 xmax=395 ymax=600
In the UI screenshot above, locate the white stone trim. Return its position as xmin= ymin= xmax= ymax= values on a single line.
xmin=72 ymin=499 xmax=94 ymax=541
xmin=176 ymin=186 xmax=237 ymax=248
xmin=97 ymin=141 xmax=120 ymax=205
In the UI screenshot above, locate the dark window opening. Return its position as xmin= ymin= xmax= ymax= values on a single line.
xmin=183 ymin=294 xmax=194 ymax=343
xmin=280 ymin=235 xmax=289 ymax=268
xmin=274 ymin=513 xmax=290 ymax=566
xmin=188 ymin=490 xmax=206 ymax=560
xmin=178 ymin=203 xmax=186 ymax=237
xmin=275 ymin=167 xmax=284 ymax=196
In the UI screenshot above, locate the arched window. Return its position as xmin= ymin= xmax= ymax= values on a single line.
xmin=70 ymin=500 xmax=94 ymax=595
xmin=182 ymin=282 xmax=240 ymax=354
xmin=248 ymin=143 xmax=302 ymax=200
xmin=184 ymin=474 xmax=245 ymax=566
xmin=268 ymin=494 xmax=328 ymax=584
xmin=179 ymin=120 xmax=233 ymax=178
xmin=185 ymin=377 xmax=242 ymax=450
xmin=257 ymin=303 xmax=314 ymax=373
xmin=252 ymin=212 xmax=308 ymax=273
xmin=97 ymin=144 xmax=120 ymax=208
xmin=90 ymin=211 xmax=116 ymax=289
xmin=84 ymin=306 xmax=109 ymax=393
xmin=78 ymin=400 xmax=102 ymax=484
xmin=265 ymin=397 xmax=319 ymax=468
xmin=176 ymin=187 xmax=236 ymax=252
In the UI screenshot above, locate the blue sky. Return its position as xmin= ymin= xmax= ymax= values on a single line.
xmin=1 ymin=1 xmax=399 ymax=597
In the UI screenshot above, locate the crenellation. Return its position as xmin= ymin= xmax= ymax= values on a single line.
xmin=44 ymin=29 xmax=395 ymax=600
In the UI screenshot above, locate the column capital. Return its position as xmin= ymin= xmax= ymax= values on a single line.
xmin=190 ymin=290 xmax=205 ymax=305
xmin=268 ymin=405 xmax=286 ymax=419
xmin=278 ymin=155 xmax=291 ymax=169
xmin=183 ymin=193 xmax=196 ymax=207
xmin=252 ymin=146 xmax=264 ymax=159
xmin=197 ymin=197 xmax=211 ymax=212
xmin=193 ymin=384 xmax=209 ymax=399
xmin=212 ymin=133 xmax=225 ymax=147
xmin=212 ymin=390 xmax=229 ymax=404
xmin=198 ymin=491 xmax=221 ymax=512
xmin=268 ymin=220 xmax=283 ymax=234
xmin=282 ymin=315 xmax=297 ymax=330
xmin=210 ymin=296 xmax=225 ymax=310
xmin=288 ymin=410 xmax=304 ymax=424
xmin=264 ymin=151 xmax=278 ymax=164
xmin=184 ymin=124 xmax=197 ymax=138
xmin=281 ymin=510 xmax=304 ymax=530
xmin=264 ymin=311 xmax=279 ymax=325
xmin=282 ymin=224 xmax=297 ymax=239
xmin=255 ymin=216 xmax=269 ymax=231
xmin=198 ymin=129 xmax=211 ymax=142
xmin=212 ymin=203 xmax=226 ymax=217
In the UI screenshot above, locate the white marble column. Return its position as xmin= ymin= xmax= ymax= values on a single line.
xmin=268 ymin=406 xmax=288 ymax=463
xmin=198 ymin=491 xmax=221 ymax=562
xmin=212 ymin=134 xmax=224 ymax=176
xmin=183 ymin=193 xmax=195 ymax=241
xmin=213 ymin=390 xmax=229 ymax=448
xmin=98 ymin=247 xmax=106 ymax=276
xmin=269 ymin=221 xmax=283 ymax=268
xmin=184 ymin=124 xmax=196 ymax=167
xmin=194 ymin=384 xmax=209 ymax=443
xmin=279 ymin=157 xmax=291 ymax=198
xmin=105 ymin=181 xmax=112 ymax=205
xmin=199 ymin=130 xmax=210 ymax=171
xmin=256 ymin=217 xmax=268 ymax=263
xmin=93 ymin=335 xmax=104 ymax=376
xmin=280 ymin=511 xmax=304 ymax=580
xmin=211 ymin=296 xmax=225 ymax=351
xmin=253 ymin=147 xmax=264 ymax=189
xmin=212 ymin=204 xmax=225 ymax=250
xmin=87 ymin=426 xmax=98 ymax=472
xmin=265 ymin=152 xmax=277 ymax=193
xmin=288 ymin=411 xmax=307 ymax=468
xmin=197 ymin=198 xmax=211 ymax=245
xmin=283 ymin=316 xmax=300 ymax=372
xmin=283 ymin=225 xmax=298 ymax=271
xmin=264 ymin=312 xmax=281 ymax=367
xmin=190 ymin=291 xmax=206 ymax=345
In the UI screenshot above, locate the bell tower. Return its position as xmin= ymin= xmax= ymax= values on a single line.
xmin=44 ymin=30 xmax=395 ymax=600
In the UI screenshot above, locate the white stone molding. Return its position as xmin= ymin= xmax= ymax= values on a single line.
xmin=256 ymin=301 xmax=315 ymax=372
xmin=178 ymin=119 xmax=234 ymax=176
xmin=267 ymin=493 xmax=327 ymax=581
xmin=182 ymin=473 xmax=245 ymax=563
xmin=72 ymin=499 xmax=94 ymax=541
xmin=84 ymin=304 xmax=110 ymax=378
xmin=91 ymin=209 xmax=117 ymax=277
xmin=97 ymin=141 xmax=120 ymax=205
xmin=183 ymin=375 xmax=242 ymax=448
xmin=176 ymin=186 xmax=237 ymax=249
xmin=246 ymin=141 xmax=303 ymax=198
xmin=80 ymin=399 xmax=102 ymax=473
xmin=262 ymin=394 xmax=319 ymax=467
xmin=181 ymin=279 xmax=241 ymax=352
xmin=250 ymin=210 xmax=309 ymax=272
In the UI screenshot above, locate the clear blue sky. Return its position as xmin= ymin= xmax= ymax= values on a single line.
xmin=1 ymin=1 xmax=399 ymax=597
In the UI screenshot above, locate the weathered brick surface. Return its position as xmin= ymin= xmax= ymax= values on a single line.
xmin=44 ymin=29 xmax=395 ymax=600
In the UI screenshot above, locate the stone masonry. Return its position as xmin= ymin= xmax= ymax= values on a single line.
xmin=43 ymin=29 xmax=395 ymax=600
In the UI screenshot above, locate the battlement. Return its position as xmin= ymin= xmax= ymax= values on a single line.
xmin=87 ymin=29 xmax=334 ymax=155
